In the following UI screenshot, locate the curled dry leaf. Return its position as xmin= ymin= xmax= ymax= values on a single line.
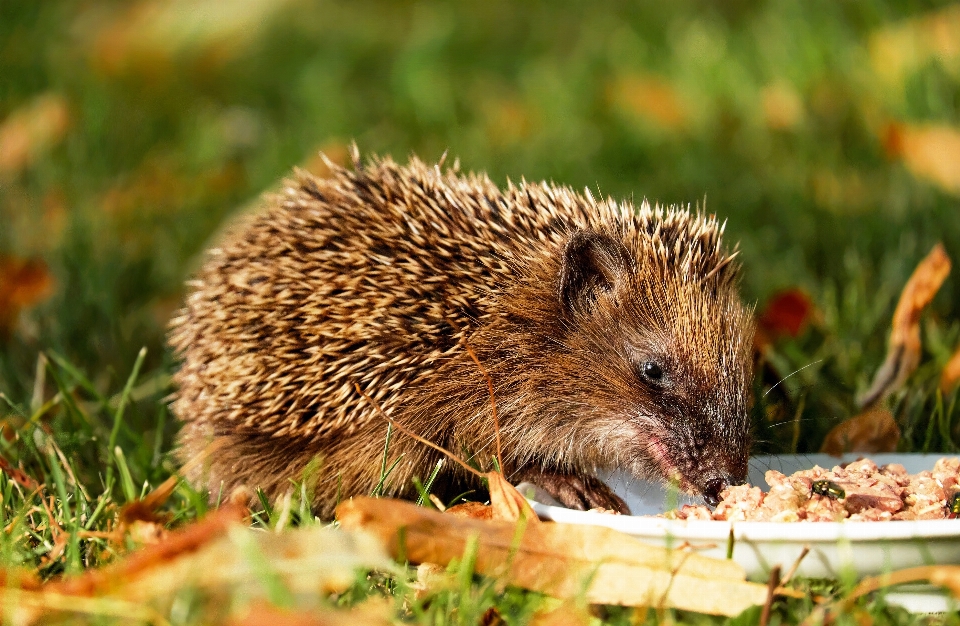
xmin=836 ymin=565 xmax=960 ymax=613
xmin=337 ymin=497 xmax=768 ymax=616
xmin=858 ymin=243 xmax=951 ymax=408
xmin=821 ymin=407 xmax=900 ymax=456
xmin=487 ymin=471 xmax=540 ymax=523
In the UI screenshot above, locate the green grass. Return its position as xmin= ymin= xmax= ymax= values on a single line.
xmin=2 ymin=0 xmax=960 ymax=623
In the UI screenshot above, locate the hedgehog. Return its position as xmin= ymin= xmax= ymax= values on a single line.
xmin=169 ymin=150 xmax=755 ymax=517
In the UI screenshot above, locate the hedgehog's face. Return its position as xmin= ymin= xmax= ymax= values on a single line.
xmin=556 ymin=228 xmax=754 ymax=506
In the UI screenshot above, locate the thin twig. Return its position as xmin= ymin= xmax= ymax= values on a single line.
xmin=781 ymin=546 xmax=809 ymax=585
xmin=463 ymin=341 xmax=503 ymax=470
xmin=354 ymin=384 xmax=483 ymax=479
xmin=759 ymin=565 xmax=781 ymax=626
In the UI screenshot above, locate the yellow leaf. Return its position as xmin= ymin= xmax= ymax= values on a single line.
xmin=885 ymin=123 xmax=960 ymax=196
xmin=0 ymin=94 xmax=70 ymax=175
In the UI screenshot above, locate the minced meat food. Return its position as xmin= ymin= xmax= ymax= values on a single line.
xmin=666 ymin=457 xmax=960 ymax=522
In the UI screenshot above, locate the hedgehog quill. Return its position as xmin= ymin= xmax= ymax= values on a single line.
xmin=170 ymin=151 xmax=755 ymax=517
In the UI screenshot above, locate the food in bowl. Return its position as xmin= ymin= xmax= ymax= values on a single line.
xmin=666 ymin=457 xmax=960 ymax=522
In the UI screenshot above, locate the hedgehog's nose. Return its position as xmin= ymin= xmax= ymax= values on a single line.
xmin=703 ymin=477 xmax=727 ymax=507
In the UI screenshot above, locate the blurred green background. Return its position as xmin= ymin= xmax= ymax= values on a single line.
xmin=2 ymin=0 xmax=960 ymax=456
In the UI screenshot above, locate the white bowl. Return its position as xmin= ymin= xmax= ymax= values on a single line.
xmin=530 ymin=454 xmax=960 ymax=613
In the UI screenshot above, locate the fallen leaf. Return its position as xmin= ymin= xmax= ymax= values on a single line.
xmin=487 ymin=471 xmax=540 ymax=523
xmin=608 ymin=74 xmax=689 ymax=131
xmin=940 ymin=345 xmax=960 ymax=394
xmin=755 ymin=288 xmax=814 ymax=349
xmin=858 ymin=243 xmax=951 ymax=407
xmin=884 ymin=123 xmax=960 ymax=196
xmin=0 ymin=455 xmax=40 ymax=490
xmin=337 ymin=497 xmax=767 ymax=616
xmin=0 ymin=256 xmax=55 ymax=338
xmin=0 ymin=94 xmax=70 ymax=175
xmin=822 ymin=408 xmax=900 ymax=456
xmin=445 ymin=501 xmax=494 ymax=520
xmin=48 ymin=503 xmax=248 ymax=597
xmin=830 ymin=565 xmax=960 ymax=618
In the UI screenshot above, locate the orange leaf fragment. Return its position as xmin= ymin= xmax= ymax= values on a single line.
xmin=858 ymin=243 xmax=951 ymax=407
xmin=609 ymin=74 xmax=689 ymax=130
xmin=821 ymin=407 xmax=900 ymax=456
xmin=940 ymin=345 xmax=960 ymax=394
xmin=444 ymin=501 xmax=494 ymax=520
xmin=0 ymin=256 xmax=55 ymax=338
xmin=0 ymin=455 xmax=39 ymax=491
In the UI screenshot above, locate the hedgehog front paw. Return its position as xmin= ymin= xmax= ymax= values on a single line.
xmin=512 ymin=468 xmax=630 ymax=514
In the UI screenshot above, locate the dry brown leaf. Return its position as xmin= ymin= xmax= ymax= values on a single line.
xmin=884 ymin=123 xmax=960 ymax=196
xmin=858 ymin=243 xmax=951 ymax=408
xmin=118 ymin=473 xmax=179 ymax=534
xmin=821 ymin=407 xmax=901 ymax=456
xmin=0 ymin=256 xmax=55 ymax=338
xmin=487 ymin=471 xmax=540 ymax=523
xmin=755 ymin=288 xmax=815 ymax=350
xmin=940 ymin=345 xmax=960 ymax=394
xmin=47 ymin=503 xmax=248 ymax=597
xmin=337 ymin=497 xmax=767 ymax=616
xmin=0 ymin=454 xmax=40 ymax=490
xmin=0 ymin=94 xmax=70 ymax=175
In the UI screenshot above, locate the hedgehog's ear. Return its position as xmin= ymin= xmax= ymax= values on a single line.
xmin=559 ymin=229 xmax=632 ymax=317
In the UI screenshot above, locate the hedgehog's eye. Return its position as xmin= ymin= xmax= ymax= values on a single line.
xmin=639 ymin=361 xmax=664 ymax=384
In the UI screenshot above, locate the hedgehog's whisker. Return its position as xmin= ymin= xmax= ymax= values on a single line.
xmin=763 ymin=359 xmax=823 ymax=398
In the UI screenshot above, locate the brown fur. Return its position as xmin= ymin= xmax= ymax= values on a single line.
xmin=170 ymin=151 xmax=754 ymax=516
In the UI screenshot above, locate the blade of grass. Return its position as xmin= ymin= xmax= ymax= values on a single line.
xmin=106 ymin=347 xmax=146 ymax=491
xmin=47 ymin=450 xmax=81 ymax=573
xmin=114 ymin=446 xmax=138 ymax=504
xmin=372 ymin=422 xmax=393 ymax=497
xmin=46 ymin=350 xmax=108 ymax=406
